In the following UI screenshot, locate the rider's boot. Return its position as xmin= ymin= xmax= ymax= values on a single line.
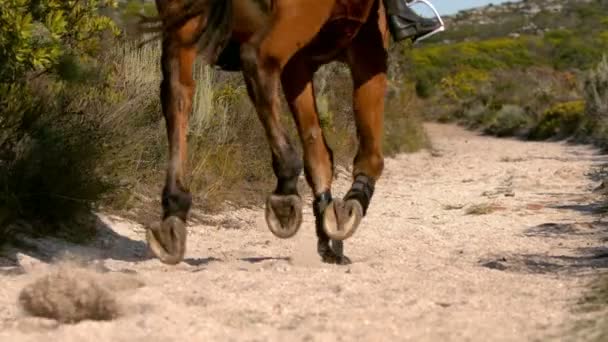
xmin=383 ymin=0 xmax=443 ymax=43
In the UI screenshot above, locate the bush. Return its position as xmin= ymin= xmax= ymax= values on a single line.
xmin=0 ymin=77 xmax=121 ymax=245
xmin=545 ymin=29 xmax=604 ymax=70
xmin=529 ymin=100 xmax=585 ymax=140
xmin=0 ymin=0 xmax=119 ymax=84
xmin=484 ymin=104 xmax=532 ymax=137
xmin=0 ymin=0 xmax=121 ymax=244
xmin=584 ymin=55 xmax=608 ymax=121
xmin=461 ymin=103 xmax=494 ymax=128
xmin=415 ymin=77 xmax=432 ymax=99
xmin=440 ymin=68 xmax=490 ymax=101
xmin=575 ymin=55 xmax=608 ymax=148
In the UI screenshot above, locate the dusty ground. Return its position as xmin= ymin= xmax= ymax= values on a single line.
xmin=1 ymin=123 xmax=608 ymax=341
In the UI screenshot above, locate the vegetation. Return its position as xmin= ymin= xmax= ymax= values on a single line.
xmin=529 ymin=100 xmax=585 ymax=140
xmin=1 ymin=0 xmax=121 ymax=243
xmin=405 ymin=0 xmax=608 ymax=149
xmin=465 ymin=203 xmax=504 ymax=216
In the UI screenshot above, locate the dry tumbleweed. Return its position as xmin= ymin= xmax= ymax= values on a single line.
xmin=18 ymin=266 xmax=120 ymax=323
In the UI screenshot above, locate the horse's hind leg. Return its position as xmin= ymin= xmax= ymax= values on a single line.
xmin=240 ymin=1 xmax=335 ymax=239
xmin=282 ymin=56 xmax=350 ymax=265
xmin=321 ymin=10 xmax=388 ymax=241
xmin=146 ymin=14 xmax=204 ymax=265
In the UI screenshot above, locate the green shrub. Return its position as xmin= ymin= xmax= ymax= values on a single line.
xmin=484 ymin=104 xmax=531 ymax=137
xmin=440 ymin=68 xmax=490 ymax=101
xmin=529 ymin=100 xmax=585 ymax=140
xmin=461 ymin=103 xmax=494 ymax=128
xmin=415 ymin=77 xmax=432 ymax=99
xmin=0 ymin=79 xmax=120 ymax=245
xmin=0 ymin=0 xmax=120 ymax=244
xmin=0 ymin=0 xmax=119 ymax=84
xmin=549 ymin=34 xmax=603 ymax=70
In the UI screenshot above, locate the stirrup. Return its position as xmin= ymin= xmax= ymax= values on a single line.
xmin=406 ymin=0 xmax=445 ymax=43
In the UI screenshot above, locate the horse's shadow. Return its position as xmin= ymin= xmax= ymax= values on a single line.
xmin=481 ymin=219 xmax=608 ymax=276
xmin=0 ymin=212 xmax=295 ymax=272
xmin=1 ymin=212 xmax=154 ymax=268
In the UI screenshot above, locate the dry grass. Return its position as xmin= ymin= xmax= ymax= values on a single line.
xmin=383 ymin=82 xmax=431 ymax=156
xmin=465 ymin=202 xmax=505 ymax=215
xmin=96 ymin=41 xmax=273 ymax=212
xmin=18 ymin=260 xmax=145 ymax=324
xmin=443 ymin=204 xmax=466 ymax=210
xmin=19 ymin=267 xmax=120 ymax=323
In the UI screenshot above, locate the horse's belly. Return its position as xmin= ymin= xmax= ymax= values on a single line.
xmin=304 ymin=19 xmax=361 ymax=60
xmin=303 ymin=0 xmax=374 ymax=60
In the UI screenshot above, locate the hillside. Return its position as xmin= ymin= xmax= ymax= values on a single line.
xmin=433 ymin=0 xmax=604 ymax=43
xmin=401 ymin=0 xmax=608 ymax=146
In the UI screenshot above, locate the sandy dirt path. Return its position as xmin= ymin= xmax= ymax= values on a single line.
xmin=1 ymin=123 xmax=607 ymax=341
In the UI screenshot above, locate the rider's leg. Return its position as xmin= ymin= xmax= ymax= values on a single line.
xmin=383 ymin=0 xmax=442 ymax=42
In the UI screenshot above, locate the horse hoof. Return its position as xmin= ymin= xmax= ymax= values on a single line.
xmin=146 ymin=216 xmax=187 ymax=265
xmin=323 ymin=198 xmax=363 ymax=241
xmin=265 ymin=194 xmax=303 ymax=239
xmin=320 ymin=248 xmax=352 ymax=265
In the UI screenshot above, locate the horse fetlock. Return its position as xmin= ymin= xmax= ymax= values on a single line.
xmin=313 ymin=192 xmax=352 ymax=262
xmin=265 ymin=194 xmax=303 ymax=239
xmin=272 ymin=149 xmax=303 ymax=195
xmin=319 ymin=173 xmax=374 ymax=241
xmin=318 ymin=240 xmax=352 ymax=265
xmin=344 ymin=173 xmax=375 ymax=215
xmin=162 ymin=186 xmax=192 ymax=221
xmin=313 ymin=191 xmax=333 ymax=218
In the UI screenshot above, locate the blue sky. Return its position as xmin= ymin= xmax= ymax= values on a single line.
xmin=430 ymin=0 xmax=515 ymax=15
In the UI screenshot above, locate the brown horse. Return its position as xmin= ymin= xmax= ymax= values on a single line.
xmin=144 ymin=0 xmax=389 ymax=265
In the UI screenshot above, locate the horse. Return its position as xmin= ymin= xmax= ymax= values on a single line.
xmin=144 ymin=0 xmax=390 ymax=265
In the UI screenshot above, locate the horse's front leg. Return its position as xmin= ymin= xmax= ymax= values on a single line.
xmin=282 ymin=56 xmax=350 ymax=265
xmin=147 ymin=15 xmax=203 ymax=265
xmin=321 ymin=10 xmax=389 ymax=242
xmin=239 ymin=1 xmax=334 ymax=239
xmin=239 ymin=46 xmax=304 ymax=238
